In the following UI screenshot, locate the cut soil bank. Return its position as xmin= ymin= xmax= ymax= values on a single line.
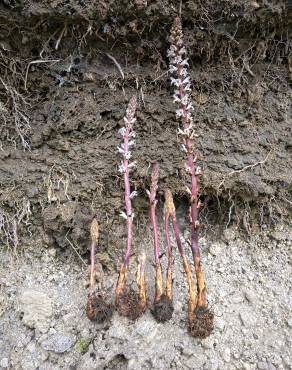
xmin=0 ymin=2 xmax=290 ymax=259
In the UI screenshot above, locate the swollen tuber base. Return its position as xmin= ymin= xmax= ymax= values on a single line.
xmin=189 ymin=306 xmax=214 ymax=339
xmin=116 ymin=286 xmax=146 ymax=320
xmin=152 ymin=294 xmax=174 ymax=322
xmin=86 ymin=293 xmax=113 ymax=323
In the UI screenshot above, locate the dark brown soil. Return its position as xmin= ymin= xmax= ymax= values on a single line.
xmin=152 ymin=294 xmax=174 ymax=322
xmin=116 ymin=286 xmax=146 ymax=320
xmin=0 ymin=1 xmax=290 ymax=259
xmin=189 ymin=306 xmax=214 ymax=339
xmin=86 ymin=293 xmax=114 ymax=322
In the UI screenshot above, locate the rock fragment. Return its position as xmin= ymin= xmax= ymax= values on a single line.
xmin=239 ymin=309 xmax=257 ymax=328
xmin=41 ymin=332 xmax=76 ymax=353
xmin=19 ymin=290 xmax=53 ymax=333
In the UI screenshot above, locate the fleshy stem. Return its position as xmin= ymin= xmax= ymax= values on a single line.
xmin=164 ymin=189 xmax=197 ymax=323
xmin=146 ymin=163 xmax=163 ymax=302
xmin=86 ymin=217 xmax=99 ymax=320
xmin=136 ymin=252 xmax=147 ymax=310
xmin=164 ymin=202 xmax=173 ymax=300
xmin=168 ymin=17 xmax=206 ymax=308
xmin=89 ymin=217 xmax=99 ymax=295
xmin=115 ymin=96 xmax=138 ymax=300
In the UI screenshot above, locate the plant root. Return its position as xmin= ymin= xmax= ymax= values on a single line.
xmin=189 ymin=306 xmax=214 ymax=339
xmin=116 ymin=286 xmax=146 ymax=320
xmin=86 ymin=293 xmax=113 ymax=323
xmin=152 ymin=294 xmax=174 ymax=322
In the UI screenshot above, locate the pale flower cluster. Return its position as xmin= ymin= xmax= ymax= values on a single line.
xmin=167 ymin=30 xmax=194 ymax=136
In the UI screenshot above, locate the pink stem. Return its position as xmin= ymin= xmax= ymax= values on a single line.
xmin=171 ymin=214 xmax=185 ymax=258
xmin=150 ymin=205 xmax=159 ymax=264
xmin=89 ymin=239 xmax=96 ymax=295
xmin=120 ymin=96 xmax=137 ymax=268
xmin=148 ymin=164 xmax=160 ymax=265
xmin=164 ymin=210 xmax=173 ymax=270
xmin=176 ymin=63 xmax=200 ymax=261
xmin=123 ymin=126 xmax=133 ymax=267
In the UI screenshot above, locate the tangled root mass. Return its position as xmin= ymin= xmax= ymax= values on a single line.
xmin=116 ymin=287 xmax=146 ymax=320
xmin=189 ymin=306 xmax=214 ymax=339
xmin=152 ymin=294 xmax=174 ymax=322
xmin=86 ymin=293 xmax=114 ymax=323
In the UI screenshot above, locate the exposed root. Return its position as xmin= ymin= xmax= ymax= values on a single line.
xmin=152 ymin=294 xmax=174 ymax=323
xmin=189 ymin=306 xmax=214 ymax=339
xmin=86 ymin=293 xmax=113 ymax=323
xmin=116 ymin=286 xmax=146 ymax=320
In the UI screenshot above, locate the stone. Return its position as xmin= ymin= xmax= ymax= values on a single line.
xmin=185 ymin=354 xmax=206 ymax=369
xmin=0 ymin=358 xmax=9 ymax=368
xmin=41 ymin=332 xmax=76 ymax=353
xmin=182 ymin=344 xmax=194 ymax=357
xmin=271 ymin=231 xmax=286 ymax=241
xmin=209 ymin=243 xmax=222 ymax=256
xmin=108 ymin=321 xmax=129 ymax=340
xmin=47 ymin=248 xmax=57 ymax=257
xmin=233 ymin=293 xmax=244 ymax=304
xmin=223 ymin=228 xmax=236 ymax=241
xmin=134 ymin=318 xmax=158 ymax=340
xmin=243 ymin=363 xmax=256 ymax=370
xmin=257 ymin=361 xmax=268 ymax=370
xmin=201 ymin=336 xmax=215 ymax=350
xmin=239 ymin=309 xmax=257 ymax=327
xmin=19 ymin=290 xmax=53 ymax=332
xmin=222 ymin=347 xmax=231 ymax=363
xmin=205 ymin=358 xmax=219 ymax=370
xmin=215 ymin=318 xmax=225 ymax=331
xmin=244 ymin=290 xmax=257 ymax=304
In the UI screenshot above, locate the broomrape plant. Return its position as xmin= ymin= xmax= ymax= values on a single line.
xmin=147 ymin=164 xmax=174 ymax=322
xmin=115 ymin=96 xmax=147 ymax=320
xmin=168 ymin=17 xmax=214 ymax=338
xmin=86 ymin=217 xmax=113 ymax=322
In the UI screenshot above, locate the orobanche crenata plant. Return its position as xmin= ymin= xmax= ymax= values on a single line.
xmin=168 ymin=17 xmax=214 ymax=338
xmin=115 ymin=95 xmax=147 ymax=320
xmin=86 ymin=217 xmax=113 ymax=322
xmin=147 ymin=164 xmax=174 ymax=322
